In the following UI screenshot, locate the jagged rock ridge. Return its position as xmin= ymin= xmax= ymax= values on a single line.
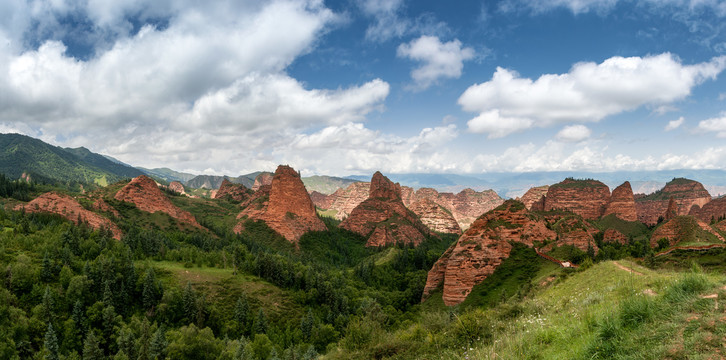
xmin=114 ymin=175 xmax=201 ymax=228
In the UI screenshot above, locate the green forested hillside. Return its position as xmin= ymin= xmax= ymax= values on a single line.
xmin=0 ymin=133 xmax=139 ymax=186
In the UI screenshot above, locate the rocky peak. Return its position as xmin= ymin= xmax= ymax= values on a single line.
xmin=340 ymin=172 xmax=432 ymax=247
xmin=235 ymin=165 xmax=325 ymax=243
xmin=422 ymin=200 xmax=555 ymax=306
xmin=635 ymin=178 xmax=711 ymax=225
xmin=603 ymin=181 xmax=638 ymax=221
xmin=115 ymin=175 xmax=201 ymax=228
xmin=168 ymin=181 xmax=186 ymax=196
xmin=408 ymin=198 xmax=462 ymax=235
xmin=518 ymin=186 xmax=549 ymax=211
xmin=369 ymin=171 xmax=401 ymax=200
xmin=214 ymin=179 xmax=249 ymax=202
xmin=543 ymin=178 xmax=611 ymax=219
xmin=252 ymin=173 xmax=274 ymax=191
xmin=665 ymin=197 xmax=678 ymax=221
xmin=17 ymin=192 xmax=122 ymax=239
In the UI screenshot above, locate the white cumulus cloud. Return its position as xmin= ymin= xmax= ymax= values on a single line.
xmin=459 ymin=53 xmax=726 ymax=137
xmin=556 ymin=125 xmax=591 ymax=142
xmin=397 ymin=35 xmax=475 ymax=90
xmin=665 ymin=116 xmax=685 ymax=131
xmin=697 ymin=112 xmax=726 ymax=137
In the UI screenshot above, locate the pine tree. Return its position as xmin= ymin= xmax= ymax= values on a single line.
xmin=41 ymin=252 xmax=54 ymax=282
xmin=142 ymin=268 xmax=159 ymax=311
xmin=137 ymin=318 xmax=151 ymax=360
xmin=42 ymin=286 xmax=54 ymax=323
xmin=116 ymin=327 xmax=136 ymax=360
xmin=182 ymin=281 xmax=196 ymax=323
xmin=82 ymin=331 xmax=104 ymax=360
xmin=254 ymin=308 xmax=268 ymax=335
xmin=268 ymin=348 xmax=280 ymax=360
xmin=149 ymin=326 xmax=168 ymax=360
xmin=103 ymin=281 xmax=113 ymax=308
xmin=234 ymin=294 xmax=250 ymax=335
xmin=234 ymin=336 xmax=251 ymax=360
xmin=72 ymin=300 xmax=86 ymax=333
xmin=300 ymin=309 xmax=314 ymax=341
xmin=44 ymin=323 xmax=60 ymax=360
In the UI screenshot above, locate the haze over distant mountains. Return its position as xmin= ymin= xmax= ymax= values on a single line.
xmin=4 ymin=133 xmax=726 ymax=198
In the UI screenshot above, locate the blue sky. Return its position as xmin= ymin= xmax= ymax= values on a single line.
xmin=1 ymin=0 xmax=725 ymax=176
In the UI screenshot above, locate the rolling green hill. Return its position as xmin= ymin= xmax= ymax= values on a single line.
xmin=0 ymin=133 xmax=139 ymax=185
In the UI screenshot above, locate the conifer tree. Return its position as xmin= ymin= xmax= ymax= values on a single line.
xmin=149 ymin=326 xmax=168 ymax=360
xmin=300 ymin=309 xmax=314 ymax=341
xmin=82 ymin=331 xmax=104 ymax=360
xmin=44 ymin=323 xmax=59 ymax=360
xmin=182 ymin=282 xmax=196 ymax=323
xmin=254 ymin=308 xmax=268 ymax=335
xmin=41 ymin=252 xmax=54 ymax=282
xmin=234 ymin=294 xmax=250 ymax=335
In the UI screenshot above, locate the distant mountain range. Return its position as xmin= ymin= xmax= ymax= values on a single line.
xmin=4 ymin=133 xmax=726 ymax=198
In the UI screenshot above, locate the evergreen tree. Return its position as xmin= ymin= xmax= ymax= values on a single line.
xmin=103 ymin=281 xmax=113 ymax=308
xmin=41 ymin=252 xmax=54 ymax=282
xmin=44 ymin=323 xmax=60 ymax=360
xmin=182 ymin=282 xmax=196 ymax=323
xmin=82 ymin=331 xmax=104 ymax=360
xmin=72 ymin=300 xmax=86 ymax=333
xmin=116 ymin=327 xmax=136 ymax=360
xmin=234 ymin=294 xmax=250 ymax=335
xmin=42 ymin=286 xmax=54 ymax=323
xmin=149 ymin=326 xmax=168 ymax=360
xmin=143 ymin=268 xmax=159 ymax=311
xmin=234 ymin=336 xmax=251 ymax=360
xmin=268 ymin=347 xmax=280 ymax=360
xmin=137 ymin=318 xmax=152 ymax=360
xmin=300 ymin=309 xmax=314 ymax=341
xmin=254 ymin=308 xmax=268 ymax=335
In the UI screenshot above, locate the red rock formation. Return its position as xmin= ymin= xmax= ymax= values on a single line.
xmin=543 ymin=179 xmax=611 ymax=219
xmin=114 ymin=175 xmax=201 ymax=228
xmin=309 ymin=191 xmax=334 ymax=210
xmin=400 ymin=187 xmax=504 ymax=231
xmin=408 ymin=198 xmax=462 ymax=235
xmin=235 ymin=166 xmax=325 ymax=243
xmin=603 ymin=181 xmax=638 ymax=221
xmin=317 ymin=182 xmax=370 ymax=220
xmin=635 ymin=178 xmax=711 ymax=225
xmin=518 ymin=186 xmax=549 ymax=211
xmin=17 ymin=192 xmax=122 ymax=239
xmin=603 ymin=228 xmax=628 ymax=244
xmin=422 ymin=200 xmax=556 ymax=306
xmin=665 ymin=197 xmax=678 ymax=221
xmin=251 ymin=173 xmax=274 ymax=191
xmin=690 ymin=196 xmax=726 ymax=223
xmin=92 ymin=198 xmax=120 ymax=217
xmin=340 ymin=172 xmax=433 ymax=247
xmin=214 ymin=179 xmax=249 ymax=202
xmin=168 ymin=181 xmax=186 ymax=196
xmin=650 ymin=216 xmax=724 ymax=247
xmin=540 ymin=216 xmax=599 ymax=254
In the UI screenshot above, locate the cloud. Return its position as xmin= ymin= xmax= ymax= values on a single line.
xmin=501 ymin=0 xmax=726 ymax=16
xmin=359 ymin=0 xmax=409 ymax=42
xmin=0 ymin=0 xmax=392 ymax=175
xmin=556 ymin=125 xmax=591 ymax=142
xmin=697 ymin=112 xmax=726 ymax=137
xmin=665 ymin=116 xmax=685 ymax=131
xmin=397 ymin=35 xmax=475 ymax=90
xmin=459 ymin=53 xmax=726 ymax=137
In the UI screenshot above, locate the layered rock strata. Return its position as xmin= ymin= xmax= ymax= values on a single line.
xmin=115 ymin=175 xmax=201 ymax=228
xmin=18 ymin=192 xmax=122 ymax=239
xmin=603 ymin=181 xmax=638 ymax=221
xmin=214 ymin=179 xmax=249 ymax=202
xmin=408 ymin=198 xmax=462 ymax=235
xmin=635 ymin=178 xmax=711 ymax=225
xmin=543 ymin=179 xmax=611 ymax=220
xmin=518 ymin=186 xmax=549 ymax=211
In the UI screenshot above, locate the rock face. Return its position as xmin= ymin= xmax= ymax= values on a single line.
xmin=603 ymin=181 xmax=638 ymax=221
xmin=541 ymin=216 xmax=599 ymax=254
xmin=650 ymin=216 xmax=724 ymax=247
xmin=251 ymin=173 xmax=274 ymax=191
xmin=690 ymin=196 xmax=726 ymax=223
xmin=235 ymin=166 xmax=325 ymax=243
xmin=401 ymin=187 xmax=504 ymax=231
xmin=408 ymin=198 xmax=462 ymax=235
xmin=665 ymin=197 xmax=678 ymax=221
xmin=214 ymin=179 xmax=249 ymax=202
xmin=17 ymin=192 xmax=122 ymax=239
xmin=543 ymin=179 xmax=611 ymax=219
xmin=603 ymin=228 xmax=628 ymax=244
xmin=115 ymin=175 xmax=201 ymax=228
xmin=635 ymin=178 xmax=711 ymax=225
xmin=422 ymin=201 xmax=555 ymax=306
xmin=518 ymin=186 xmax=549 ymax=211
xmin=315 ymin=182 xmax=370 ymax=220
xmin=309 ymin=191 xmax=334 ymax=210
xmin=168 ymin=181 xmax=186 ymax=196
xmin=340 ymin=172 xmax=433 ymax=247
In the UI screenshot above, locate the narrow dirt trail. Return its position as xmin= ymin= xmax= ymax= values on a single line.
xmin=612 ymin=261 xmax=645 ymax=276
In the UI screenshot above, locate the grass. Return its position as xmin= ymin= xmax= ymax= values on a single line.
xmin=326 ymin=258 xmax=726 ymax=360
xmin=595 ymin=214 xmax=650 ymax=239
xmin=152 ymin=260 xmax=303 ymax=324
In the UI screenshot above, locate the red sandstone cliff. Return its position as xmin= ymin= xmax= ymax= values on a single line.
xmin=518 ymin=186 xmax=549 ymax=211
xmin=543 ymin=179 xmax=611 ymax=219
xmin=603 ymin=228 xmax=628 ymax=244
xmin=408 ymin=198 xmax=462 ymax=235
xmin=309 ymin=191 xmax=334 ymax=210
xmin=635 ymin=178 xmax=711 ymax=225
xmin=401 ymin=187 xmax=504 ymax=231
xmin=690 ymin=196 xmax=726 ymax=223
xmin=314 ymin=182 xmax=370 ymax=220
xmin=603 ymin=181 xmax=638 ymax=221
xmin=650 ymin=215 xmax=724 ymax=247
xmin=422 ymin=200 xmax=555 ymax=306
xmin=168 ymin=181 xmax=186 ymax=196
xmin=214 ymin=179 xmax=249 ymax=202
xmin=251 ymin=173 xmax=274 ymax=191
xmin=235 ymin=166 xmax=325 ymax=243
xmin=114 ymin=175 xmax=201 ymax=228
xmin=340 ymin=172 xmax=433 ymax=247
xmin=17 ymin=192 xmax=122 ymax=239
